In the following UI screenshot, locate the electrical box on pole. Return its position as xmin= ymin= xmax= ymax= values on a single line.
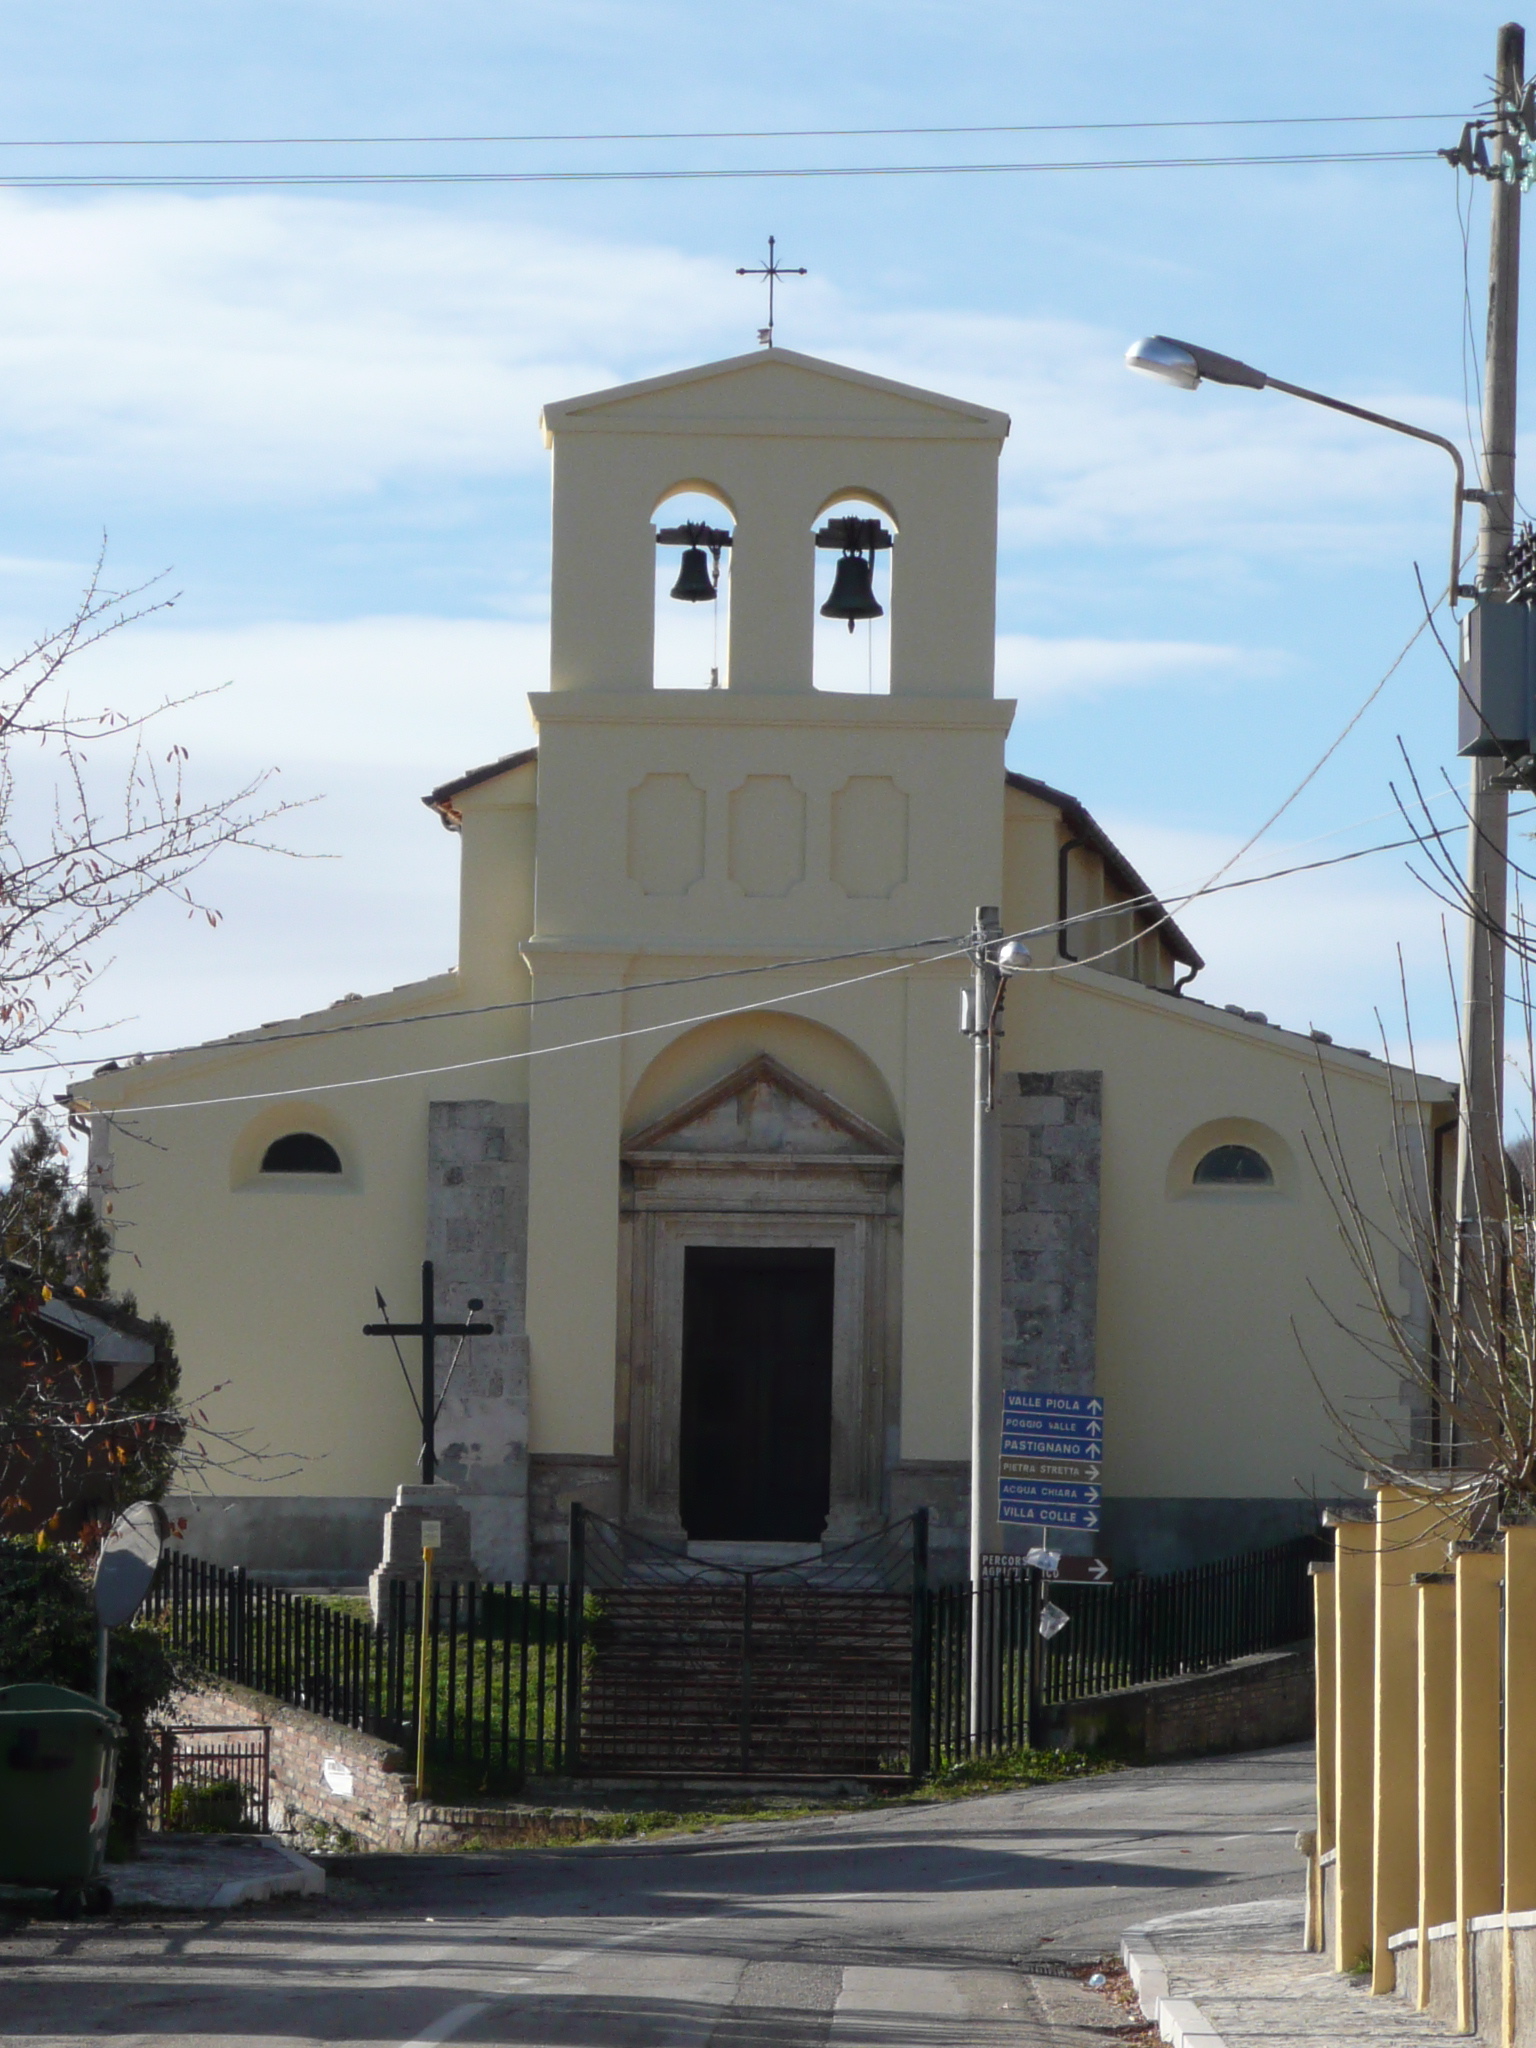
xmin=1459 ymin=600 xmax=1535 ymax=757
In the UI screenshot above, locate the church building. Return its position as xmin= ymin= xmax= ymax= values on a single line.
xmin=73 ymin=346 xmax=1452 ymax=1584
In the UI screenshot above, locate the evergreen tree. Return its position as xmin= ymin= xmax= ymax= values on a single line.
xmin=0 ymin=1116 xmax=111 ymax=1294
xmin=0 ymin=1113 xmax=183 ymax=1539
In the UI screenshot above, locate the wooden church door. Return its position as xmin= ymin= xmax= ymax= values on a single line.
xmin=678 ymin=1245 xmax=835 ymax=1542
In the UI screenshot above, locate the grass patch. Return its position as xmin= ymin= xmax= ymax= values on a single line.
xmin=924 ymin=1748 xmax=1120 ymax=1794
xmin=415 ymin=1747 xmax=1122 ymax=1853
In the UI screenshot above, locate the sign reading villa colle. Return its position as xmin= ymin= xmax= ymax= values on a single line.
xmin=999 ymin=1391 xmax=1105 ymax=1530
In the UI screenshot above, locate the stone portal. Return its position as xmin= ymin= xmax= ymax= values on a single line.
xmin=619 ymin=1052 xmax=902 ymax=1549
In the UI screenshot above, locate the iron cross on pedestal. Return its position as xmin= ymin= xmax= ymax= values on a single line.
xmin=364 ymin=1259 xmax=493 ymax=1485
xmin=736 ymin=235 xmax=806 ymax=347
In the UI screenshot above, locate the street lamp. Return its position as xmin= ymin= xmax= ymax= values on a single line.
xmin=1125 ymin=335 xmax=1475 ymax=605
xmin=962 ymin=909 xmax=1031 ymax=1736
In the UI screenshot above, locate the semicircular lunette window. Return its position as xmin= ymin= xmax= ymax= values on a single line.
xmin=1192 ymin=1142 xmax=1273 ymax=1187
xmin=260 ymin=1132 xmax=342 ymax=1175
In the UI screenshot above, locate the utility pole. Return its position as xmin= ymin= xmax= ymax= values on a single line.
xmin=961 ymin=907 xmax=1031 ymax=1737
xmin=1455 ymin=22 xmax=1523 ymax=1379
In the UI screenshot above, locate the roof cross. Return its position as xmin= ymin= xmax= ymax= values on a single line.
xmin=736 ymin=235 xmax=806 ymax=347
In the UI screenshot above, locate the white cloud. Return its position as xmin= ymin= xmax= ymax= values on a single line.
xmin=40 ymin=613 xmax=543 ymax=774
xmin=994 ymin=632 xmax=1253 ymax=705
xmin=0 ymin=190 xmax=1469 ymax=582
xmin=1093 ymin=812 xmax=1462 ymax=1077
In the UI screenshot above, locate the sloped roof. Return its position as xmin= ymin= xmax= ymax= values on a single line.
xmin=424 ymin=747 xmax=536 ymax=823
xmin=1006 ymin=770 xmax=1203 ymax=972
xmin=540 ymin=347 xmax=1011 ymax=442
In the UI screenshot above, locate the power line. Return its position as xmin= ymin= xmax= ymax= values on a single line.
xmin=67 ymin=949 xmax=954 ymax=1116
xmin=50 ymin=813 xmax=1506 ymax=1108
xmin=0 ymin=113 xmax=1465 ymax=149
xmin=0 ymin=149 xmax=1439 ymax=192
xmin=18 ymin=933 xmax=965 ymax=1080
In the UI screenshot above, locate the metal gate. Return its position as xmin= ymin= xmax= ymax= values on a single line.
xmin=571 ymin=1508 xmax=927 ymax=1780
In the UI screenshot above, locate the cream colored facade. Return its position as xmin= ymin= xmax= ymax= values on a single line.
xmin=76 ymin=348 xmax=1452 ymax=1583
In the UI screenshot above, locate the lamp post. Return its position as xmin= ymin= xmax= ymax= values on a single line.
xmin=1124 ymin=335 xmax=1474 ymax=609
xmin=1126 ymin=301 xmax=1516 ymax=1461
xmin=961 ymin=907 xmax=1031 ymax=1737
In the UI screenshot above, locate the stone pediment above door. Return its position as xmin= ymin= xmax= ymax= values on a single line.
xmin=624 ymin=1054 xmax=900 ymax=1162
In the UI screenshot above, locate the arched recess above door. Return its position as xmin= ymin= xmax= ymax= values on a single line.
xmin=623 ymin=1010 xmax=902 ymax=1150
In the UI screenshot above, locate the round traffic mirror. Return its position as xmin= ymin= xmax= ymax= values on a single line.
xmin=93 ymin=1501 xmax=166 ymax=1629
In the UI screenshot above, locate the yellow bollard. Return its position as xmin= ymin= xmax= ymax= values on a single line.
xmin=1371 ymin=1487 xmax=1460 ymax=1996
xmin=1454 ymin=1543 xmax=1503 ymax=2036
xmin=1328 ymin=1511 xmax=1377 ymax=1974
xmin=416 ymin=1538 xmax=436 ymax=1801
xmin=1414 ymin=1572 xmax=1456 ymax=2011
xmin=1502 ymin=1523 xmax=1536 ymax=2048
xmin=1309 ymin=1560 xmax=1337 ymax=1954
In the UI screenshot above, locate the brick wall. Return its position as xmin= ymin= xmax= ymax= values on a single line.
xmin=1038 ymin=1645 xmax=1314 ymax=1761
xmin=179 ymin=1681 xmax=415 ymax=1849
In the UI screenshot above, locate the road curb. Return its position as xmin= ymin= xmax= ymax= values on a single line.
xmin=1121 ymin=1926 xmax=1226 ymax=2047
xmin=209 ymin=1838 xmax=325 ymax=1909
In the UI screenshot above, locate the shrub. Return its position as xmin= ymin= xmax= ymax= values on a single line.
xmin=166 ymin=1779 xmax=249 ymax=1833
xmin=0 ymin=1536 xmax=178 ymax=1853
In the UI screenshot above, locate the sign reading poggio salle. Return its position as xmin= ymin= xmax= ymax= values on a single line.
xmin=998 ymin=1390 xmax=1104 ymax=1532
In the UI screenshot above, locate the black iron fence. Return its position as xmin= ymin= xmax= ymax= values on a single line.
xmin=148 ymin=1552 xmax=578 ymax=1792
xmin=916 ymin=1532 xmax=1320 ymax=1772
xmin=150 ymin=1528 xmax=1317 ymax=1786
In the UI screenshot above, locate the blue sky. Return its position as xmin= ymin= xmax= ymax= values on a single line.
xmin=0 ymin=0 xmax=1525 ymax=1088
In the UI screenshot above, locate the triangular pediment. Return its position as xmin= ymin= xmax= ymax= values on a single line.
xmin=624 ymin=1053 xmax=900 ymax=1159
xmin=542 ymin=349 xmax=1008 ymax=442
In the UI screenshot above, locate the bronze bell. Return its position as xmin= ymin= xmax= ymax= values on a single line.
xmin=670 ymin=546 xmax=717 ymax=603
xmin=820 ymin=551 xmax=883 ymax=632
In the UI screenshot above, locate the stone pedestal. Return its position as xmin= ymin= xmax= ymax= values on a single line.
xmin=368 ymin=1483 xmax=480 ymax=1624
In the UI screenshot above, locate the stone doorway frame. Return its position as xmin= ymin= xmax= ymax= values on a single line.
xmin=617 ymin=1055 xmax=902 ymax=1548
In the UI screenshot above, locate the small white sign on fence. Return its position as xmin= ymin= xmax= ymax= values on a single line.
xmin=421 ymin=1520 xmax=442 ymax=1552
xmin=321 ymin=1757 xmax=355 ymax=1798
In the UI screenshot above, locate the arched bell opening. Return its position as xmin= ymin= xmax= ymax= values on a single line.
xmin=651 ymin=485 xmax=735 ymax=691
xmin=811 ymin=493 xmax=895 ymax=696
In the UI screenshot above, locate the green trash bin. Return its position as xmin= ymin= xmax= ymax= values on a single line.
xmin=0 ymin=1683 xmax=121 ymax=1916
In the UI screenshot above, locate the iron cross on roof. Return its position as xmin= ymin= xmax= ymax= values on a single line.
xmin=736 ymin=235 xmax=806 ymax=347
xmin=364 ymin=1259 xmax=493 ymax=1486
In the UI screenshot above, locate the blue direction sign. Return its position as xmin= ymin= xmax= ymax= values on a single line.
xmin=1002 ymin=1433 xmax=1100 ymax=1463
xmin=999 ymin=1497 xmax=1101 ymax=1531
xmin=1000 ymin=1477 xmax=1101 ymax=1509
xmin=999 ymin=1392 xmax=1105 ymax=1530
xmin=1004 ymin=1392 xmax=1104 ymax=1423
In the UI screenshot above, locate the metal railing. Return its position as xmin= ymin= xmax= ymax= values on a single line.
xmin=147 ymin=1723 xmax=272 ymax=1833
xmin=916 ymin=1532 xmax=1319 ymax=1772
xmin=149 ymin=1552 xmax=578 ymax=1790
xmin=151 ymin=1530 xmax=1317 ymax=1785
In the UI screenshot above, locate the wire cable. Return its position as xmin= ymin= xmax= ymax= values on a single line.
xmin=68 ymin=808 xmax=1519 ymax=1117
xmin=68 ymin=948 xmax=959 ymax=1115
xmin=0 ymin=112 xmax=1466 ymax=149
xmin=0 ymin=149 xmax=1441 ymax=192
xmin=12 ymin=933 xmax=966 ymax=1081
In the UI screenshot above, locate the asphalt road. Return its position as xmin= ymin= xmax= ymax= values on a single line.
xmin=1 ymin=1743 xmax=1314 ymax=2047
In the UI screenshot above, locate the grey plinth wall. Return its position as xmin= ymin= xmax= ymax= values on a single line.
xmin=426 ymin=1100 xmax=531 ymax=1580
xmin=999 ymin=1069 xmax=1102 ymax=1397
